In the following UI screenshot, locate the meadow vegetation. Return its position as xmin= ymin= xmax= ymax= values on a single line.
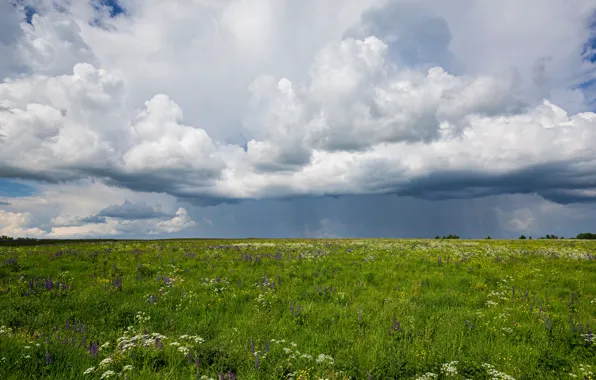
xmin=0 ymin=239 xmax=595 ymax=379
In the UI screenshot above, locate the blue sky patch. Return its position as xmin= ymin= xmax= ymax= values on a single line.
xmin=0 ymin=180 xmax=37 ymax=197
xmin=98 ymin=0 xmax=126 ymax=17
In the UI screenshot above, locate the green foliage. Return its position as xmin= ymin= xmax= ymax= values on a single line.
xmin=0 ymin=239 xmax=595 ymax=379
xmin=577 ymin=232 xmax=596 ymax=240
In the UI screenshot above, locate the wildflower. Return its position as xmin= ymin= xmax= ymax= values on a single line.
xmin=45 ymin=351 xmax=53 ymax=365
xmin=414 ymin=373 xmax=438 ymax=380
xmin=99 ymin=357 xmax=113 ymax=367
xmin=122 ymin=365 xmax=134 ymax=371
xmin=100 ymin=370 xmax=116 ymax=379
xmin=441 ymin=361 xmax=458 ymax=377
xmin=83 ymin=367 xmax=96 ymax=375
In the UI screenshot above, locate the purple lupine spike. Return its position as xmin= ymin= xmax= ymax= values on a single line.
xmin=393 ymin=317 xmax=401 ymax=332
xmin=250 ymin=338 xmax=255 ymax=355
xmin=81 ymin=336 xmax=87 ymax=349
xmin=90 ymin=342 xmax=99 ymax=357
xmin=28 ymin=280 xmax=34 ymax=291
xmin=71 ymin=337 xmax=76 ymax=346
xmin=55 ymin=281 xmax=59 ymax=289
xmin=45 ymin=351 xmax=53 ymax=365
xmin=61 ymin=283 xmax=67 ymax=291
xmin=195 ymin=356 xmax=200 ymax=369
xmin=45 ymin=279 xmax=53 ymax=291
xmin=186 ymin=352 xmax=193 ymax=364
xmin=143 ymin=328 xmax=147 ymax=335
xmin=155 ymin=337 xmax=161 ymax=348
xmin=255 ymin=352 xmax=259 ymax=370
xmin=65 ymin=318 xmax=70 ymax=330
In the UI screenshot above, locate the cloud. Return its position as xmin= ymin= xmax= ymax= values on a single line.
xmin=1 ymin=1 xmax=596 ymax=238
xmin=97 ymin=200 xmax=170 ymax=220
xmin=44 ymin=197 xmax=197 ymax=237
xmin=0 ymin=201 xmax=11 ymax=206
xmin=0 ymin=209 xmax=47 ymax=238
xmin=152 ymin=208 xmax=197 ymax=234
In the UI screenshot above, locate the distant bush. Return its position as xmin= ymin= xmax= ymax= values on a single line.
xmin=519 ymin=235 xmax=526 ymax=240
xmin=539 ymin=234 xmax=560 ymax=240
xmin=577 ymin=232 xmax=596 ymax=239
xmin=435 ymin=234 xmax=460 ymax=239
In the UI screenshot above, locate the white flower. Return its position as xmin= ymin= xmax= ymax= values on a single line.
xmin=99 ymin=357 xmax=113 ymax=367
xmin=83 ymin=367 xmax=96 ymax=375
xmin=441 ymin=361 xmax=458 ymax=377
xmin=122 ymin=365 xmax=134 ymax=371
xmin=100 ymin=370 xmax=116 ymax=379
xmin=414 ymin=373 xmax=438 ymax=380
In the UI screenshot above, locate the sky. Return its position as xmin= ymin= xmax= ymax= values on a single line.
xmin=1 ymin=0 xmax=596 ymax=239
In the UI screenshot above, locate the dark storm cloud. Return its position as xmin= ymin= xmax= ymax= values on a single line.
xmin=97 ymin=200 xmax=171 ymax=220
xmin=79 ymin=215 xmax=107 ymax=224
xmin=395 ymin=160 xmax=596 ymax=204
xmin=181 ymin=194 xmax=504 ymax=239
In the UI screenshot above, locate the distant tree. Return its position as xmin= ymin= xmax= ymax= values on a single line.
xmin=435 ymin=236 xmax=440 ymax=239
xmin=486 ymin=236 xmax=492 ymax=239
xmin=519 ymin=235 xmax=526 ymax=240
xmin=529 ymin=236 xmax=532 ymax=240
xmin=577 ymin=232 xmax=596 ymax=239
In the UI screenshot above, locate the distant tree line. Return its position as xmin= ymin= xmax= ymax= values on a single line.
xmin=576 ymin=232 xmax=596 ymax=239
xmin=435 ymin=234 xmax=460 ymax=239
xmin=1 ymin=235 xmax=37 ymax=241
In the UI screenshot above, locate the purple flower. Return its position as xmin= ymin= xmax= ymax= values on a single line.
xmin=89 ymin=342 xmax=99 ymax=357
xmin=45 ymin=351 xmax=53 ymax=365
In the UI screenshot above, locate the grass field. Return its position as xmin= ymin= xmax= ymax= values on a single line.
xmin=0 ymin=239 xmax=595 ymax=379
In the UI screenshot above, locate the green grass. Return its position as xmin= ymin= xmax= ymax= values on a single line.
xmin=0 ymin=239 xmax=595 ymax=379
